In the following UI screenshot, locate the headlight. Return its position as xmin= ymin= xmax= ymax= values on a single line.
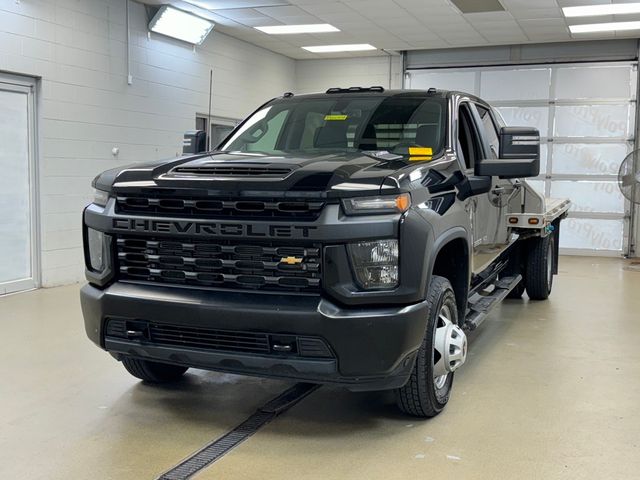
xmin=93 ymin=189 xmax=110 ymax=207
xmin=348 ymin=239 xmax=399 ymax=289
xmin=342 ymin=193 xmax=410 ymax=215
xmin=87 ymin=228 xmax=106 ymax=272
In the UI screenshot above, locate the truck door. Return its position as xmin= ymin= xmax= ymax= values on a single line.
xmin=457 ymin=102 xmax=512 ymax=273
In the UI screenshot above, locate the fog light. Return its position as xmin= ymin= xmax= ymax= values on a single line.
xmin=87 ymin=228 xmax=106 ymax=272
xmin=348 ymin=239 xmax=399 ymax=289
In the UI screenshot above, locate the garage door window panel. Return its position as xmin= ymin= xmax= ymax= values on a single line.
xmin=555 ymin=65 xmax=636 ymax=101
xmin=561 ymin=218 xmax=624 ymax=251
xmin=496 ymin=106 xmax=550 ymax=138
xmin=481 ymin=68 xmax=552 ymax=101
xmin=552 ymin=143 xmax=630 ymax=176
xmin=554 ymin=104 xmax=634 ymax=138
xmin=551 ymin=180 xmax=625 ymax=214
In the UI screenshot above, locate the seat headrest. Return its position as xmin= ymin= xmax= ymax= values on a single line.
xmin=358 ymin=124 xmax=377 ymax=150
xmin=415 ymin=124 xmax=440 ymax=148
xmin=315 ymin=122 xmax=348 ymax=148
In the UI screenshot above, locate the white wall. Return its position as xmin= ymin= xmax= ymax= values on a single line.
xmin=295 ymin=55 xmax=403 ymax=94
xmin=0 ymin=0 xmax=295 ymax=287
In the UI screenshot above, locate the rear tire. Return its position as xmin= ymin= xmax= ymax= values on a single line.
xmin=121 ymin=357 xmax=188 ymax=383
xmin=503 ymin=243 xmax=526 ymax=299
xmin=525 ymin=234 xmax=554 ymax=300
xmin=395 ymin=276 xmax=461 ymax=418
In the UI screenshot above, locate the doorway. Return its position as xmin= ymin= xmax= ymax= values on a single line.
xmin=0 ymin=73 xmax=39 ymax=294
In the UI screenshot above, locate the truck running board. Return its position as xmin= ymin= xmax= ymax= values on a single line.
xmin=464 ymin=275 xmax=522 ymax=331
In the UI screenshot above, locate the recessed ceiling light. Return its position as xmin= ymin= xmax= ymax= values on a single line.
xmin=149 ymin=6 xmax=214 ymax=45
xmin=569 ymin=21 xmax=640 ymax=33
xmin=302 ymin=44 xmax=377 ymax=53
xmin=563 ymin=3 xmax=640 ymax=18
xmin=255 ymin=24 xmax=340 ymax=34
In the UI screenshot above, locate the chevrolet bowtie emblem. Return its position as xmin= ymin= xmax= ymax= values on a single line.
xmin=280 ymin=256 xmax=303 ymax=265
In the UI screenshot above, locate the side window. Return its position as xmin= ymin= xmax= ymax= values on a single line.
xmin=457 ymin=104 xmax=483 ymax=170
xmin=476 ymin=105 xmax=500 ymax=159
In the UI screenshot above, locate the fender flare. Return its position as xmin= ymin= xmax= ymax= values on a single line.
xmin=425 ymin=226 xmax=471 ymax=317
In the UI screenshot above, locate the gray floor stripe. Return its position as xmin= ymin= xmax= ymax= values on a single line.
xmin=156 ymin=383 xmax=320 ymax=480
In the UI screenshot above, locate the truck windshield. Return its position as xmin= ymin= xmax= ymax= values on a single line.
xmin=220 ymin=95 xmax=446 ymax=157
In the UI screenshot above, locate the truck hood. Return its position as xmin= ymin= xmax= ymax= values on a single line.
xmin=94 ymin=151 xmax=439 ymax=198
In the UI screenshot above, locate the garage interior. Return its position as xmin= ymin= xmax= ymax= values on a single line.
xmin=1 ymin=0 xmax=640 ymax=478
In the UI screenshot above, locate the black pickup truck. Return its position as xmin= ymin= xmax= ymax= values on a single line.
xmin=81 ymin=87 xmax=569 ymax=417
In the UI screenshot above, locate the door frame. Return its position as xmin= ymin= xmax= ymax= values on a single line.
xmin=0 ymin=72 xmax=40 ymax=294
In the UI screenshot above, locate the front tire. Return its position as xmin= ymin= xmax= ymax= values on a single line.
xmin=395 ymin=276 xmax=466 ymax=417
xmin=525 ymin=234 xmax=555 ymax=300
xmin=121 ymin=357 xmax=188 ymax=383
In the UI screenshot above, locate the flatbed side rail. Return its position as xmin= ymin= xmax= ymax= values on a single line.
xmin=505 ymin=197 xmax=570 ymax=231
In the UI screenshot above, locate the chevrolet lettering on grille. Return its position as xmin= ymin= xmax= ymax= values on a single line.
xmin=112 ymin=218 xmax=318 ymax=239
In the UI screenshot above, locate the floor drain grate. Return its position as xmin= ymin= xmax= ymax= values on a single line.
xmin=156 ymin=383 xmax=320 ymax=480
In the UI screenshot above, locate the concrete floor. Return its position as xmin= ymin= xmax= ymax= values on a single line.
xmin=1 ymin=256 xmax=639 ymax=479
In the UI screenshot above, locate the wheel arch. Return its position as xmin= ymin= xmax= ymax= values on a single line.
xmin=427 ymin=227 xmax=471 ymax=322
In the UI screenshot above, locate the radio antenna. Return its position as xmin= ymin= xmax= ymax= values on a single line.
xmin=207 ymin=68 xmax=213 ymax=151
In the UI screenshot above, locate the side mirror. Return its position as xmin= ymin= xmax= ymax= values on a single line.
xmin=183 ymin=130 xmax=207 ymax=154
xmin=475 ymin=127 xmax=540 ymax=179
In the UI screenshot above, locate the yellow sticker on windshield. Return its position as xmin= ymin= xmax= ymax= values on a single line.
xmin=324 ymin=114 xmax=348 ymax=121
xmin=409 ymin=147 xmax=433 ymax=156
xmin=409 ymin=156 xmax=433 ymax=162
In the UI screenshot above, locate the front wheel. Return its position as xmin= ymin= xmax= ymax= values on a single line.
xmin=395 ymin=276 xmax=467 ymax=417
xmin=121 ymin=357 xmax=189 ymax=383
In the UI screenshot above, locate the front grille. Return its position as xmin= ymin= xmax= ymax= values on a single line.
xmin=116 ymin=236 xmax=321 ymax=293
xmin=173 ymin=165 xmax=293 ymax=177
xmin=150 ymin=323 xmax=270 ymax=354
xmin=115 ymin=196 xmax=325 ymax=220
xmin=105 ymin=318 xmax=334 ymax=358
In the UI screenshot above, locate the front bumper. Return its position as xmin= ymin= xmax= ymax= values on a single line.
xmin=81 ymin=282 xmax=428 ymax=391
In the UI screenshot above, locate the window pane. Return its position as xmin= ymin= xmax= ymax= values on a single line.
xmin=560 ymin=218 xmax=623 ymax=251
xmin=476 ymin=105 xmax=499 ymax=158
xmin=526 ymin=179 xmax=545 ymax=196
xmin=555 ymin=66 xmax=633 ymax=100
xmin=0 ymin=90 xmax=31 ymax=284
xmin=539 ymin=144 xmax=549 ymax=175
xmin=554 ymin=104 xmax=632 ymax=138
xmin=496 ymin=106 xmax=549 ymax=137
xmin=480 ymin=68 xmax=551 ymax=101
xmin=552 ymin=143 xmax=629 ymax=175
xmin=550 ymin=180 xmax=625 ymax=214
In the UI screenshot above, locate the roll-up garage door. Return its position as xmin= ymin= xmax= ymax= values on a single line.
xmin=406 ymin=62 xmax=636 ymax=256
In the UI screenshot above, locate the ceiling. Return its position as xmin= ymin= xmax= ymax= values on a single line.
xmin=142 ymin=0 xmax=640 ymax=59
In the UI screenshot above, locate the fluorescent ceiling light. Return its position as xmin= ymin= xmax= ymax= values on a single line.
xmin=149 ymin=6 xmax=214 ymax=45
xmin=302 ymin=44 xmax=377 ymax=53
xmin=569 ymin=21 xmax=640 ymax=33
xmin=255 ymin=24 xmax=340 ymax=34
xmin=563 ymin=3 xmax=640 ymax=18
